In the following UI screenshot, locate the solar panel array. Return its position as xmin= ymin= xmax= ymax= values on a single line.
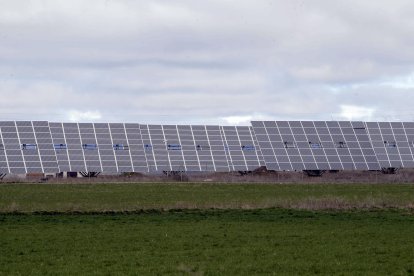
xmin=251 ymin=121 xmax=381 ymax=171
xmin=365 ymin=122 xmax=414 ymax=168
xmin=1 ymin=120 xmax=414 ymax=174
xmin=221 ymin=126 xmax=264 ymax=171
xmin=0 ymin=121 xmax=58 ymax=174
xmin=140 ymin=125 xmax=230 ymax=172
xmin=49 ymin=123 xmax=148 ymax=173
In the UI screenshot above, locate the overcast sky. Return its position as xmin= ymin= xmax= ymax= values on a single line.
xmin=1 ymin=0 xmax=414 ymax=125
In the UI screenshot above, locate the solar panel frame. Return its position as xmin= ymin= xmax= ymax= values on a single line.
xmin=252 ymin=121 xmax=381 ymax=171
xmin=0 ymin=121 xmax=59 ymax=174
xmin=124 ymin=123 xmax=149 ymax=173
xmin=109 ymin=123 xmax=134 ymax=172
xmin=139 ymin=124 xmax=231 ymax=172
xmin=51 ymin=123 xmax=71 ymax=172
xmin=79 ymin=123 xmax=102 ymax=172
xmin=51 ymin=122 xmax=151 ymax=173
xmin=0 ymin=125 xmax=10 ymax=173
xmin=1 ymin=119 xmax=413 ymax=175
xmin=63 ymin=122 xmax=87 ymax=172
xmin=94 ymin=123 xmax=117 ymax=173
xmin=33 ymin=121 xmax=59 ymax=173
xmin=3 ymin=123 xmax=22 ymax=172
xmin=220 ymin=126 xmax=263 ymax=171
xmin=205 ymin=125 xmax=230 ymax=172
xmin=365 ymin=121 xmax=414 ymax=168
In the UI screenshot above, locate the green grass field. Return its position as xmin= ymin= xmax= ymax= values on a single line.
xmin=1 ymin=210 xmax=414 ymax=275
xmin=1 ymin=182 xmax=414 ymax=212
xmin=1 ymin=183 xmax=414 ymax=275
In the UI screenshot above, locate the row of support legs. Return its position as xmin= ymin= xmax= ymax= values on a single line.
xmin=0 ymin=167 xmax=401 ymax=181
xmin=79 ymin=172 xmax=101 ymax=178
xmin=303 ymin=168 xmax=399 ymax=177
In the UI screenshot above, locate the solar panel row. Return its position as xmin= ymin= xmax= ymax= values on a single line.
xmin=0 ymin=122 xmax=263 ymax=173
xmin=0 ymin=121 xmax=58 ymax=174
xmin=49 ymin=122 xmax=148 ymax=173
xmin=251 ymin=121 xmax=381 ymax=171
xmin=365 ymin=121 xmax=414 ymax=168
xmin=0 ymin=120 xmax=413 ymax=174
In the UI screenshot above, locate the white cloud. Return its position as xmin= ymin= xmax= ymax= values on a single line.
xmin=221 ymin=116 xmax=253 ymax=125
xmin=337 ymin=105 xmax=375 ymax=121
xmin=67 ymin=110 xmax=102 ymax=122
xmin=0 ymin=1 xmax=414 ymax=124
xmin=220 ymin=113 xmax=277 ymax=125
xmin=379 ymin=72 xmax=414 ymax=89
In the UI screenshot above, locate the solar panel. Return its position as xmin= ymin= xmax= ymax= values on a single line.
xmin=365 ymin=122 xmax=414 ymax=169
xmin=16 ymin=121 xmax=41 ymax=174
xmin=64 ymin=122 xmax=88 ymax=172
xmin=94 ymin=123 xmax=118 ymax=173
xmin=139 ymin=124 xmax=230 ymax=172
xmin=1 ymin=121 xmax=27 ymax=174
xmin=32 ymin=121 xmax=59 ymax=173
xmin=0 ymin=122 xmax=12 ymax=174
xmin=202 ymin=125 xmax=230 ymax=172
xmin=108 ymin=123 xmax=133 ymax=172
xmin=1 ymin=119 xmax=413 ymax=176
xmin=252 ymin=128 xmax=266 ymax=168
xmin=220 ymin=126 xmax=263 ymax=171
xmin=124 ymin=123 xmax=149 ymax=173
xmin=49 ymin=122 xmax=71 ymax=172
xmin=251 ymin=121 xmax=381 ymax=171
xmin=50 ymin=122 xmax=149 ymax=173
xmin=0 ymin=121 xmax=59 ymax=174
xmin=78 ymin=123 xmax=102 ymax=172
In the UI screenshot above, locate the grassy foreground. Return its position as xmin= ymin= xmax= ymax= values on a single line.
xmin=1 ymin=183 xmax=414 ymax=275
xmin=1 ymin=209 xmax=414 ymax=275
xmin=1 ymin=182 xmax=414 ymax=212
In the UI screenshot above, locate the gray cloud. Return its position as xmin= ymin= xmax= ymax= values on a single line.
xmin=0 ymin=0 xmax=414 ymax=124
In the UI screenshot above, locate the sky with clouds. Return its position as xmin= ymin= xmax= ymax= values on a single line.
xmin=1 ymin=0 xmax=414 ymax=125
